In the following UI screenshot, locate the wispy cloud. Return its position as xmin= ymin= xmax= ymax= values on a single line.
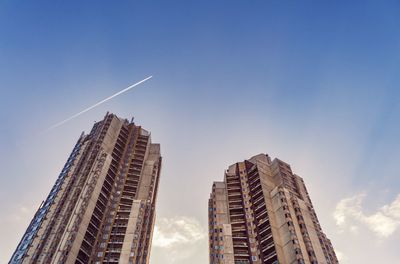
xmin=0 ymin=205 xmax=37 ymax=224
xmin=334 ymin=193 xmax=400 ymax=238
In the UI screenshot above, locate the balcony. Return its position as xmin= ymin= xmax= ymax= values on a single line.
xmin=252 ymin=195 xmax=264 ymax=206
xmin=231 ymin=219 xmax=246 ymax=225
xmin=255 ymin=209 xmax=268 ymax=220
xmin=227 ymin=180 xmax=240 ymax=185
xmin=263 ymin=251 xmax=277 ymax=262
xmin=260 ymin=233 xmax=273 ymax=245
xmin=234 ymin=249 xmax=250 ymax=257
xmin=233 ymin=242 xmax=248 ymax=248
xmin=252 ymin=186 xmax=263 ymax=199
xmin=261 ymin=243 xmax=275 ymax=254
xmin=228 ymin=192 xmax=242 ymax=199
xmin=227 ymin=186 xmax=241 ymax=191
xmin=230 ymin=210 xmax=244 ymax=216
xmin=259 ymin=225 xmax=271 ymax=236
xmin=254 ymin=202 xmax=266 ymax=213
xmin=232 ymin=234 xmax=247 ymax=240
xmin=232 ymin=226 xmax=246 ymax=232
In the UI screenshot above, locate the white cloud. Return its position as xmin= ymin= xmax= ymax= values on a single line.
xmin=335 ymin=250 xmax=347 ymax=262
xmin=334 ymin=193 xmax=400 ymax=238
xmin=153 ymin=216 xmax=207 ymax=248
xmin=151 ymin=216 xmax=208 ymax=263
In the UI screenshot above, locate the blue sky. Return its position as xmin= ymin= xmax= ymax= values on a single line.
xmin=1 ymin=1 xmax=400 ymax=263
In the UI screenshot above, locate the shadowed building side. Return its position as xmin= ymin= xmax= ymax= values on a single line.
xmin=208 ymin=154 xmax=338 ymax=264
xmin=10 ymin=113 xmax=161 ymax=264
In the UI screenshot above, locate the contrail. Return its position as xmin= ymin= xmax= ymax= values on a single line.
xmin=46 ymin=76 xmax=152 ymax=131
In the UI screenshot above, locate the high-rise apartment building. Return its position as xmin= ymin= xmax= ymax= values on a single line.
xmin=208 ymin=154 xmax=338 ymax=264
xmin=10 ymin=113 xmax=161 ymax=264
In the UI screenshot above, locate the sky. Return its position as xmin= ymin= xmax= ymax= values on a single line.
xmin=1 ymin=1 xmax=400 ymax=263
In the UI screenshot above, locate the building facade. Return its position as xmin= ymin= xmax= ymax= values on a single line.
xmin=208 ymin=154 xmax=338 ymax=264
xmin=10 ymin=113 xmax=162 ymax=264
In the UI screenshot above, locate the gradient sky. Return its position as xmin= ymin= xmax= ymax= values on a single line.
xmin=1 ymin=1 xmax=400 ymax=263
